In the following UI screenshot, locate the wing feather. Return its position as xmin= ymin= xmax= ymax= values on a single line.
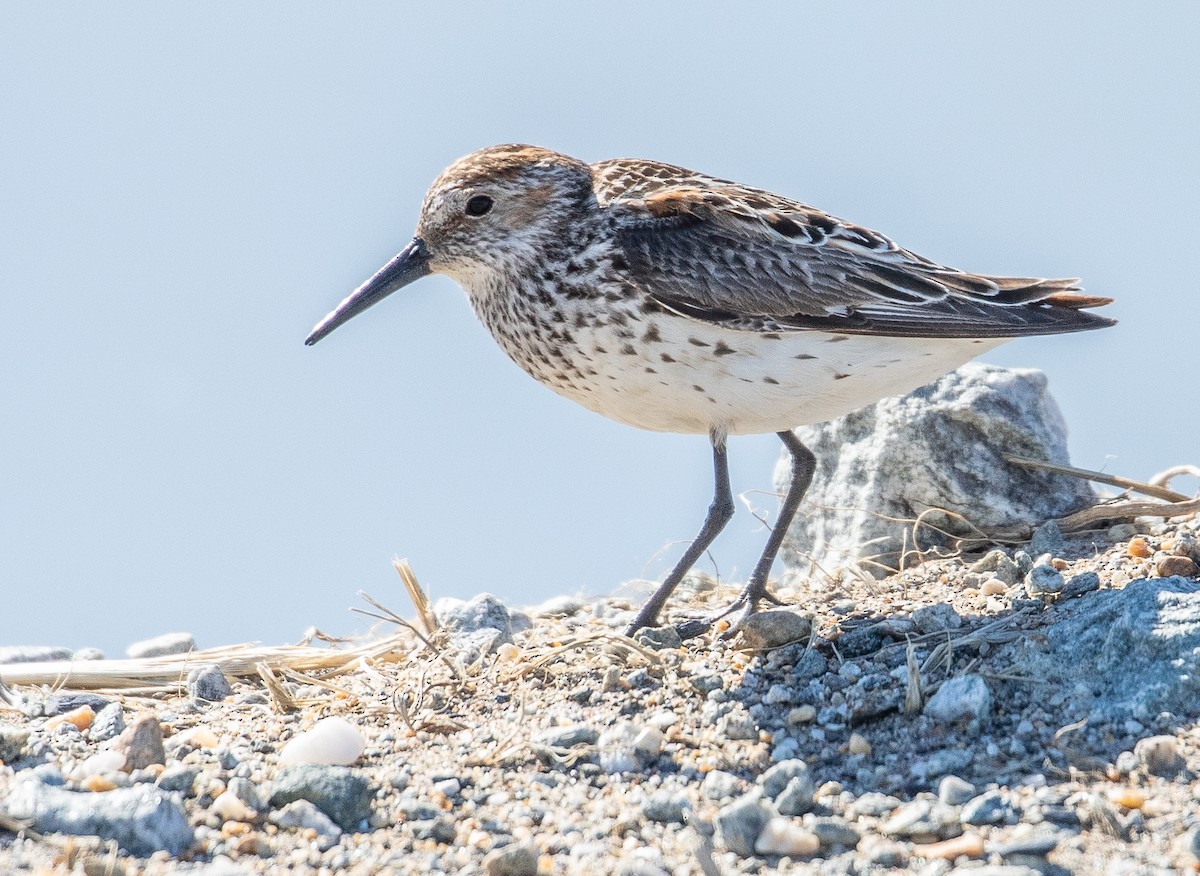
xmin=591 ymin=159 xmax=1114 ymax=338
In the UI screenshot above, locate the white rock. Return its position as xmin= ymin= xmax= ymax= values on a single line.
xmin=70 ymin=749 xmax=126 ymax=780
xmin=279 ymin=716 xmax=365 ymax=766
xmin=754 ymin=817 xmax=820 ymax=857
xmin=210 ymin=790 xmax=256 ymax=822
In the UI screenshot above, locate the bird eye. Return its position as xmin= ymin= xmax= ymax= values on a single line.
xmin=465 ymin=195 xmax=493 ymax=217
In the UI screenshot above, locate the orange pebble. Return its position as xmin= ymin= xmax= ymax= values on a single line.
xmin=1127 ymin=537 xmax=1152 ymax=558
xmin=1107 ymin=786 xmax=1146 ymax=809
xmin=47 ymin=705 xmax=94 ymax=732
xmin=80 ymin=774 xmax=118 ymax=793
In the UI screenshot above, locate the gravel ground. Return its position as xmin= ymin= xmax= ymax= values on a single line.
xmin=2 ymin=514 xmax=1199 ymax=875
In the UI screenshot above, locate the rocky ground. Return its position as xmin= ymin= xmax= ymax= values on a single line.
xmin=2 ymin=513 xmax=1200 ymax=875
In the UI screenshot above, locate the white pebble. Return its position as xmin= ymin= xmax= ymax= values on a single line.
xmin=210 ymin=790 xmax=255 ymax=821
xmin=70 ymin=749 xmax=126 ymax=780
xmin=279 ymin=716 xmax=365 ymax=766
xmin=754 ymin=817 xmax=820 ymax=857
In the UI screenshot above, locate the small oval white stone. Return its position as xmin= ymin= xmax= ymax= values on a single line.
xmin=279 ymin=716 xmax=365 ymax=766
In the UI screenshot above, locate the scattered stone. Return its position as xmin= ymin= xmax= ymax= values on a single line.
xmin=808 ymin=816 xmax=860 ymax=849
xmin=1061 ymin=571 xmax=1101 ymax=599
xmin=734 ymin=609 xmax=812 ymax=650
xmin=938 ymin=775 xmax=977 ymax=806
xmin=125 ymin=632 xmax=196 ymax=659
xmin=157 ymin=765 xmax=199 ymax=795
xmin=761 ymin=759 xmax=814 ymax=800
xmin=714 ymin=793 xmax=773 ymax=858
xmin=45 ymin=693 xmax=112 ymax=715
xmin=923 ymin=674 xmax=991 ymax=724
xmin=880 ymin=797 xmax=963 ymax=841
xmin=532 ymin=594 xmax=586 ymax=617
xmin=911 ymin=832 xmax=985 ymax=860
xmin=0 ymin=646 xmax=72 ymax=664
xmin=835 ymin=622 xmax=892 ymax=657
xmin=269 ymin=799 xmax=342 ymax=850
xmin=1127 ymin=537 xmax=1153 ymax=558
xmin=436 ymin=593 xmax=517 ymax=654
xmin=910 ymin=748 xmax=974 ymax=780
xmin=187 ymin=664 xmax=231 ymax=702
xmin=597 ymin=723 xmax=663 ymax=773
xmin=634 ymin=626 xmax=681 ymax=650
xmin=210 ymin=789 xmax=256 ymax=822
xmin=90 ymin=702 xmax=125 ymax=741
xmin=532 ymin=724 xmax=599 ymax=749
xmin=754 ymin=817 xmax=819 ymax=857
xmin=1158 ymin=555 xmax=1198 ymax=578
xmin=1134 ymin=735 xmax=1185 ymax=778
xmin=992 ymin=829 xmax=1062 ymax=857
xmin=268 ymin=764 xmax=373 ymax=831
xmin=775 ymin=775 xmax=816 ymax=816
xmin=971 ymin=550 xmax=1021 ymax=585
xmin=3 ymin=781 xmax=193 ymax=856
xmin=483 ymin=840 xmax=539 ymax=876
xmin=962 ymin=790 xmax=1013 ymax=826
xmin=71 ymin=647 xmax=106 ymax=661
xmin=642 ymin=790 xmax=688 ymax=824
xmin=912 ymin=603 xmax=963 ymax=634
xmin=1026 ymin=563 xmax=1065 ymax=596
xmin=701 ymin=769 xmax=743 ymax=801
xmin=715 ymin=711 xmax=757 ymax=742
xmin=0 ymin=726 xmax=31 ymax=763
xmin=279 ymin=716 xmax=365 ymax=767
xmin=1029 ymin=519 xmax=1064 ymax=558
xmin=113 ymin=714 xmax=166 ymax=772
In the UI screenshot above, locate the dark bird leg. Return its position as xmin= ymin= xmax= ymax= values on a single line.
xmin=624 ymin=430 xmax=734 ymax=637
xmin=715 ymin=430 xmax=816 ymax=624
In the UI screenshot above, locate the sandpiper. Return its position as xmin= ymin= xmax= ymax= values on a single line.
xmin=306 ymin=144 xmax=1113 ymax=636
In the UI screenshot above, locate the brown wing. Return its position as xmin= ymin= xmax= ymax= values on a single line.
xmin=591 ymin=158 xmax=1114 ymax=338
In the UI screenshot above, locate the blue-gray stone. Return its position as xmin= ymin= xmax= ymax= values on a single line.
xmin=3 ymin=781 xmax=193 ymax=856
xmin=268 ymin=765 xmax=373 ymax=831
xmin=187 ymin=664 xmax=231 ymax=702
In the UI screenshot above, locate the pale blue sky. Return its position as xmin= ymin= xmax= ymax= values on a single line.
xmin=3 ymin=4 xmax=1197 ymax=655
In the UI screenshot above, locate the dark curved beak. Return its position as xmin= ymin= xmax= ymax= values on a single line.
xmin=305 ymin=237 xmax=431 ymax=346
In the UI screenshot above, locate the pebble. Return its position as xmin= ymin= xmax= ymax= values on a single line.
xmin=734 ymin=609 xmax=812 ymax=650
xmin=1157 ymin=555 xmax=1199 ymax=578
xmin=761 ymin=759 xmax=814 ymax=800
xmin=923 ymin=674 xmax=992 ymax=724
xmin=279 ymin=716 xmax=366 ymax=767
xmin=157 ymin=764 xmax=199 ymax=794
xmin=268 ymin=764 xmax=374 ymax=831
xmin=880 ymin=798 xmax=963 ymax=841
xmin=971 ymin=550 xmax=1021 ymax=585
xmin=1029 ymin=519 xmax=1064 ymax=557
xmin=701 ymin=769 xmax=743 ymax=801
xmin=1061 ymin=571 xmax=1101 ymax=598
xmin=0 ymin=645 xmax=72 ymax=664
xmin=90 ymin=702 xmax=125 ymax=741
xmin=1134 ymin=735 xmax=1185 ymax=778
xmin=808 ymin=816 xmax=860 ymax=849
xmin=210 ymin=789 xmax=256 ymax=822
xmin=1108 ymin=523 xmax=1138 ymax=541
xmin=436 ymin=593 xmax=516 ymax=651
xmin=980 ymin=578 xmax=1009 ymax=596
xmin=0 ymin=725 xmax=32 ymax=763
xmin=642 ymin=790 xmax=688 ymax=824
xmin=268 ymin=799 xmax=342 ymax=850
xmin=483 ymin=840 xmax=540 ymax=876
xmin=1127 ymin=536 xmax=1153 ymax=558
xmin=71 ymin=749 xmax=126 ymax=780
xmin=634 ymin=626 xmax=682 ymax=650
xmin=962 ymin=790 xmax=1013 ymax=825
xmin=1026 ymin=563 xmax=1066 ymax=595
xmin=187 ymin=664 xmax=232 ymax=702
xmin=532 ymin=723 xmax=599 ymax=749
xmin=715 ymin=711 xmax=757 ymax=741
xmin=754 ymin=817 xmax=820 ymax=857
xmin=3 ymin=780 xmax=194 ymax=856
xmin=714 ymin=793 xmax=773 ymax=857
xmin=113 ymin=714 xmax=166 ymax=772
xmin=938 ymin=775 xmax=977 ymax=806
xmin=912 ymin=602 xmax=963 ymax=634
xmin=775 ymin=775 xmax=816 ymax=816
xmin=125 ymin=632 xmax=196 ymax=658
xmin=597 ymin=722 xmax=663 ymax=773
xmin=992 ymin=829 xmax=1062 ymax=857
xmin=911 ymin=831 xmax=985 ymax=859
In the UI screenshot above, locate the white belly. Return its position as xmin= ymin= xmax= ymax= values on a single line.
xmin=522 ymin=314 xmax=1007 ymax=435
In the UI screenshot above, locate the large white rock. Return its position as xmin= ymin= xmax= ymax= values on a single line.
xmin=778 ymin=363 xmax=1095 ymax=574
